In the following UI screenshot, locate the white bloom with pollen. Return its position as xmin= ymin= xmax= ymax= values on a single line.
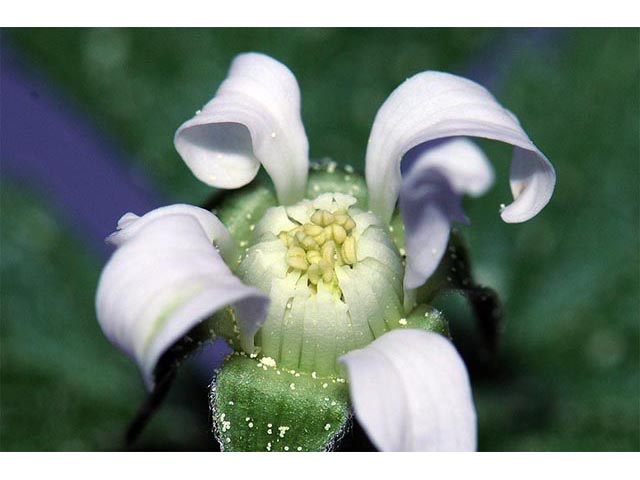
xmin=96 ymin=52 xmax=556 ymax=451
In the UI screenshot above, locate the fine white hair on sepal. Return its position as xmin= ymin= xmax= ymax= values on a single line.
xmin=96 ymin=209 xmax=269 ymax=390
xmin=174 ymin=52 xmax=310 ymax=206
xmin=365 ymin=70 xmax=556 ymax=224
xmin=339 ymin=329 xmax=477 ymax=452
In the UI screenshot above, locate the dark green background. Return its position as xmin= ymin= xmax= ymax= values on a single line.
xmin=1 ymin=28 xmax=638 ymax=451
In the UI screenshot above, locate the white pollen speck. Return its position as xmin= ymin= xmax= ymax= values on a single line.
xmin=499 ymin=203 xmax=506 ymax=211
xmin=322 ymin=383 xmax=328 ymax=388
xmin=295 ymin=372 xmax=300 ymax=377
xmin=228 ymin=401 xmax=234 ymax=406
xmin=345 ymin=164 xmax=354 ymax=173
xmin=324 ymin=423 xmax=331 ymax=431
xmin=290 ymin=383 xmax=296 ymax=390
xmin=311 ymin=371 xmax=317 ymax=379
xmin=267 ymin=428 xmax=272 ymax=434
xmin=271 ymin=131 xmax=277 ymax=138
xmin=195 ymin=109 xmax=202 ymax=115
xmin=278 ymin=426 xmax=290 ymax=438
xmin=245 ymin=417 xmax=250 ymax=421
xmin=284 ymin=446 xmax=289 ymax=451
xmin=399 ymin=318 xmax=408 ymax=326
xmin=260 ymin=356 xmax=277 ymax=368
xmin=331 ymin=401 xmax=337 ymax=406
xmin=226 ymin=437 xmax=231 ymax=443
xmin=399 ymin=248 xmax=406 ymax=256
xmin=266 ymin=442 xmax=272 ymax=451
xmin=248 ymin=422 xmax=254 ymax=428
xmin=268 ymin=423 xmax=273 ymax=428
xmin=297 ymin=446 xmax=303 ymax=451
xmin=249 ymin=224 xmax=255 ymax=231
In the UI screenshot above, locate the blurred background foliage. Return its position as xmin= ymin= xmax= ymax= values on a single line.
xmin=1 ymin=28 xmax=638 ymax=451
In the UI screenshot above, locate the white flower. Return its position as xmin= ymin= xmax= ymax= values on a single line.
xmin=96 ymin=52 xmax=555 ymax=451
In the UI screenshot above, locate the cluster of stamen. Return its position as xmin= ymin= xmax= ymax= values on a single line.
xmin=279 ymin=208 xmax=357 ymax=291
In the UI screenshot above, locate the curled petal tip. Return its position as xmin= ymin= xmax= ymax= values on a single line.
xmin=365 ymin=70 xmax=555 ymax=223
xmin=174 ymin=52 xmax=309 ymax=205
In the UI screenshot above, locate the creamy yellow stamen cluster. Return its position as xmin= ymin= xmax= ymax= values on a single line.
xmin=279 ymin=209 xmax=357 ymax=290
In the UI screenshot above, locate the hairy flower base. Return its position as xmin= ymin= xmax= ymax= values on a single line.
xmin=212 ymin=353 xmax=350 ymax=452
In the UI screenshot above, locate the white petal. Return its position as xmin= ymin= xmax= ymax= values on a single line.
xmin=174 ymin=52 xmax=309 ymax=205
xmin=96 ymin=211 xmax=269 ymax=389
xmin=106 ymin=204 xmax=236 ymax=265
xmin=400 ymin=168 xmax=468 ymax=290
xmin=339 ymin=329 xmax=476 ymax=452
xmin=402 ymin=137 xmax=494 ymax=197
xmin=365 ymin=71 xmax=556 ymax=223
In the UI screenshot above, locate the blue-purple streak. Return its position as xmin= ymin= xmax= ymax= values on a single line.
xmin=463 ymin=28 xmax=566 ymax=91
xmin=1 ymin=46 xmax=164 ymax=259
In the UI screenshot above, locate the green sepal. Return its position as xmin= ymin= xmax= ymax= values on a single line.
xmin=213 ymin=181 xmax=279 ymax=269
xmin=306 ymin=160 xmax=368 ymax=208
xmin=211 ymin=354 xmax=350 ymax=451
xmin=399 ymin=304 xmax=451 ymax=338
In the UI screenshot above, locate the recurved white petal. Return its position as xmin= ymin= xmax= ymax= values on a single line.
xmin=365 ymin=71 xmax=556 ymax=223
xmin=400 ymin=167 xmax=468 ymax=290
xmin=339 ymin=329 xmax=476 ymax=452
xmin=402 ymin=137 xmax=494 ymax=197
xmin=106 ymin=204 xmax=236 ymax=265
xmin=174 ymin=52 xmax=309 ymax=205
xmin=96 ymin=211 xmax=269 ymax=390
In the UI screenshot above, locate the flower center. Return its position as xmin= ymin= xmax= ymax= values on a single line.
xmin=280 ymin=207 xmax=357 ymax=296
xmin=235 ymin=192 xmax=405 ymax=376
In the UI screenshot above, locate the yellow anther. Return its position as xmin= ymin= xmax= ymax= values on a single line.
xmin=321 ymin=242 xmax=336 ymax=264
xmin=343 ymin=217 xmax=356 ymax=232
xmin=280 ymin=206 xmax=358 ymax=290
xmin=304 ymin=224 xmax=324 ymax=236
xmin=295 ymin=231 xmax=306 ymax=244
xmin=334 ymin=213 xmax=349 ymax=225
xmin=278 ymin=232 xmax=290 ymax=246
xmin=331 ymin=224 xmax=347 ymax=244
xmin=306 ymin=250 xmax=322 ymax=265
xmin=311 ymin=209 xmax=335 ymax=226
xmin=300 ymin=235 xmax=319 ymax=251
xmin=322 ymin=266 xmax=334 ymax=284
xmin=286 ymin=247 xmax=309 ymax=271
xmin=341 ymin=236 xmax=357 ymax=265
xmin=307 ymin=263 xmax=321 ymax=284
xmin=312 ymin=231 xmax=327 ymax=245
